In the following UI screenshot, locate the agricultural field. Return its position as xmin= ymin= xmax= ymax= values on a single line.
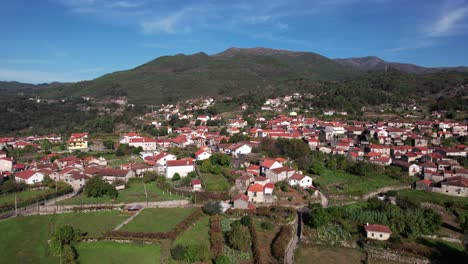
xmin=295 ymin=244 xmax=366 ymax=264
xmin=0 ymin=211 xmax=128 ymax=263
xmin=174 ymin=216 xmax=210 ymax=248
xmin=0 ymin=188 xmax=56 ymax=208
xmin=60 ymin=180 xmax=185 ymax=205
xmin=76 ymin=241 xmax=161 ymax=264
xmin=121 ymin=208 xmax=196 ymax=233
xmin=199 ymin=172 xmax=230 ymax=192
xmin=397 ymin=189 xmax=468 ymax=208
xmin=314 ymin=169 xmax=406 ymax=197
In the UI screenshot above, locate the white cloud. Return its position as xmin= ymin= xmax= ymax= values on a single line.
xmin=141 ymin=9 xmax=192 ymax=34
xmin=427 ymin=5 xmax=468 ymax=36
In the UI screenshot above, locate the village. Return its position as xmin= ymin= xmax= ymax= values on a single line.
xmin=0 ymin=93 xmax=467 ymax=263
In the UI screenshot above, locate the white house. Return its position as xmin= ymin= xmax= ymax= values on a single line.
xmin=191 ymin=179 xmax=202 ymax=191
xmin=229 ymin=142 xmax=252 ymax=157
xmin=195 ymin=149 xmax=211 ymax=161
xmin=365 ymin=224 xmax=392 ymax=241
xmin=15 ymin=170 xmax=44 ymax=185
xmin=288 ymin=173 xmax=313 ymax=189
xmin=165 ymin=159 xmax=195 ymax=179
xmin=0 ymin=157 xmax=13 ymax=172
xmin=128 ymin=137 xmax=158 ymax=151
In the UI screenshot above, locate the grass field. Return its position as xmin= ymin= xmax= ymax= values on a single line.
xmin=295 ymin=244 xmax=365 ymax=264
xmin=200 ymin=172 xmax=230 ymax=192
xmin=60 ymin=180 xmax=185 ymax=205
xmin=76 ymin=241 xmax=161 ymax=264
xmin=174 ymin=216 xmax=210 ymax=248
xmin=121 ymin=208 xmax=196 ymax=233
xmin=0 ymin=189 xmax=56 ymax=207
xmin=0 ymin=211 xmax=128 ymax=264
xmin=398 ymin=190 xmax=468 ymax=208
xmin=314 ymin=169 xmax=404 ymax=196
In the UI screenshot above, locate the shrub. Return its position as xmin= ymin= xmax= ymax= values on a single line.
xmin=210 ymin=215 xmax=223 ymax=256
xmin=203 ymin=201 xmax=221 ymax=215
xmin=261 ymin=222 xmax=273 ymax=230
xmin=171 ymin=244 xmax=186 ymax=261
xmin=228 ymin=221 xmax=251 ymax=251
xmin=241 ymin=216 xmax=253 ymax=226
xmin=62 ymin=244 xmax=77 ymax=264
xmin=143 ymin=172 xmax=158 ymax=183
xmin=214 ymin=255 xmax=230 ymax=264
xmin=172 ymin=173 xmax=181 ymax=181
xmin=272 ymin=225 xmax=293 ymax=261
xmin=184 ymin=244 xmax=210 ymax=263
xmin=84 ymin=177 xmax=118 ymax=199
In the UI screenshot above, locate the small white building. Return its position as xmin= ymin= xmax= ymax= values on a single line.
xmin=0 ymin=157 xmax=13 ymax=172
xmin=191 ymin=179 xmax=202 ymax=191
xmin=15 ymin=170 xmax=44 ymax=185
xmin=288 ymin=173 xmax=313 ymax=189
xmin=195 ymin=149 xmax=211 ymax=161
xmin=365 ymin=224 xmax=392 ymax=241
xmin=165 ymin=159 xmax=195 ymax=179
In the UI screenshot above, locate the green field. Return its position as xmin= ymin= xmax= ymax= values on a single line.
xmin=76 ymin=241 xmax=161 ymax=264
xmin=314 ymin=169 xmax=404 ymax=196
xmin=0 ymin=211 xmax=128 ymax=264
xmin=122 ymin=208 xmax=196 ymax=233
xmin=398 ymin=190 xmax=468 ymax=208
xmin=295 ymin=245 xmax=365 ymax=264
xmin=60 ymin=180 xmax=185 ymax=205
xmin=0 ymin=189 xmax=55 ymax=207
xmin=200 ymin=172 xmax=230 ymax=192
xmin=174 ymin=216 xmax=210 ymax=248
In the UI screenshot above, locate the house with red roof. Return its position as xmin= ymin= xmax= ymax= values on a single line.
xmin=247 ymin=184 xmax=266 ymax=203
xmin=119 ymin=132 xmax=142 ymax=144
xmin=128 ymin=137 xmax=158 ymax=151
xmin=15 ymin=170 xmax=44 ymax=185
xmin=288 ymin=173 xmax=313 ymax=189
xmin=365 ymin=223 xmax=392 ymax=240
xmin=67 ymin=132 xmax=88 ymax=150
xmin=440 ymin=176 xmax=468 ymax=197
xmin=260 ymin=159 xmax=282 ymax=176
xmin=191 ymin=179 xmax=202 ymax=191
xmin=195 ymin=148 xmax=211 ymax=161
xmin=233 ymin=194 xmax=256 ymax=210
xmin=266 ymin=166 xmax=296 ymax=183
xmin=165 ymin=159 xmax=195 ymax=179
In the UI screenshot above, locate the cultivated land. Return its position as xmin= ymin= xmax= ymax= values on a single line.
xmin=121 ymin=208 xmax=196 ymax=233
xmin=0 ymin=188 xmax=55 ymax=208
xmin=60 ymin=180 xmax=185 ymax=205
xmin=397 ymin=189 xmax=468 ymax=208
xmin=314 ymin=169 xmax=407 ymax=196
xmin=199 ymin=172 xmax=230 ymax=192
xmin=76 ymin=241 xmax=161 ymax=264
xmin=174 ymin=215 xmax=210 ymax=248
xmin=294 ymin=244 xmax=365 ymax=264
xmin=0 ymin=211 xmax=128 ymax=263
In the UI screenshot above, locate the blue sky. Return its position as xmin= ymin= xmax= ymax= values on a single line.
xmin=1 ymin=0 xmax=468 ymax=83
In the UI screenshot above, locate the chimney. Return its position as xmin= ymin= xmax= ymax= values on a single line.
xmin=366 ymin=223 xmax=369 ymax=226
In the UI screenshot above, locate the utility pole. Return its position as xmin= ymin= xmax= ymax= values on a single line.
xmin=144 ymin=182 xmax=148 ymax=207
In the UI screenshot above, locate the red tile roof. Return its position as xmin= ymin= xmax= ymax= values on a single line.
xmin=233 ymin=193 xmax=249 ymax=202
xmin=166 ymin=160 xmax=194 ymax=167
xmin=248 ymin=184 xmax=264 ymax=193
xmin=365 ymin=224 xmax=392 ymax=234
xmin=15 ymin=170 xmax=37 ymax=180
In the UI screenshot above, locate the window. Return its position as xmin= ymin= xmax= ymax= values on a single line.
xmin=380 ymin=234 xmax=382 ymax=238
xmin=371 ymin=233 xmax=374 ymax=237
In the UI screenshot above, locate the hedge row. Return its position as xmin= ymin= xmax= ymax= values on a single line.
xmin=105 ymin=208 xmax=203 ymax=241
xmin=209 ymin=215 xmax=223 ymax=257
xmin=227 ymin=206 xmax=295 ymax=223
xmin=271 ymin=225 xmax=293 ymax=261
xmin=0 ymin=185 xmax=73 ymax=213
xmin=248 ymin=220 xmax=268 ymax=264
xmin=159 ymin=184 xmax=229 ymax=202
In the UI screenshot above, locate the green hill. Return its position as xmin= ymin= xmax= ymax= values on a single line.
xmin=43 ymin=47 xmax=358 ymax=104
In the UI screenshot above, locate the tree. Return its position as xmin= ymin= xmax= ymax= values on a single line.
xmin=62 ymin=244 xmax=78 ymax=264
xmin=203 ymin=201 xmax=221 ymax=215
xmin=50 ymin=225 xmax=80 ymax=262
xmin=143 ymin=171 xmax=158 ymax=183
xmin=171 ymin=244 xmax=186 ymax=261
xmin=39 ymin=139 xmax=51 ymax=151
xmin=307 ymin=204 xmax=331 ymax=228
xmin=200 ymin=160 xmax=212 ymax=173
xmin=103 ymin=140 xmax=115 ymax=150
xmin=83 ymin=177 xmax=118 ymax=198
xmin=172 ymin=173 xmax=181 ymax=181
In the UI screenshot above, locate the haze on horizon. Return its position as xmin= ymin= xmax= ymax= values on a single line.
xmin=1 ymin=0 xmax=468 ymax=83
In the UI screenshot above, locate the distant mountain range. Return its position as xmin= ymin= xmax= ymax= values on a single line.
xmin=1 ymin=47 xmax=467 ymax=104
xmin=334 ymin=56 xmax=468 ymax=74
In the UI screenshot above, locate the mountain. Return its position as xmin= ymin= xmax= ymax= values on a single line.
xmin=334 ymin=56 xmax=468 ymax=74
xmin=0 ymin=81 xmax=64 ymax=100
xmin=43 ymin=47 xmax=358 ymax=104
